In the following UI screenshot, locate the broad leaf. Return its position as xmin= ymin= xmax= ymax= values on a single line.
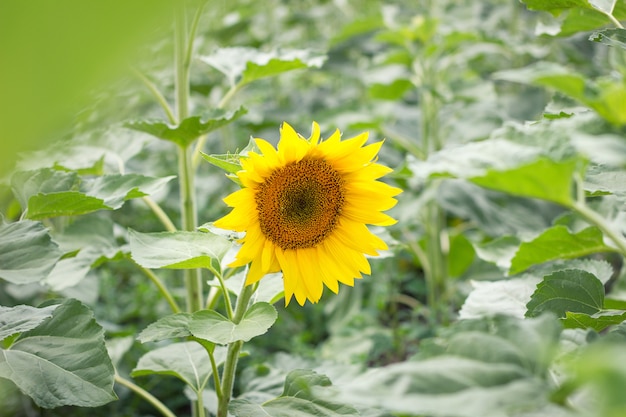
xmin=520 ymin=0 xmax=594 ymax=16
xmin=526 ymin=269 xmax=604 ymax=318
xmin=329 ymin=315 xmax=560 ymax=417
xmin=459 ymin=276 xmax=541 ymax=319
xmin=10 ymin=168 xmax=174 ymax=219
xmin=0 ymin=221 xmax=62 ymax=284
xmin=0 ymin=299 xmax=117 ymax=408
xmin=138 ymin=303 xmax=277 ymax=345
xmin=45 ymin=216 xmax=124 ymax=290
xmin=126 ymin=107 xmax=247 ymax=147
xmin=470 ymin=158 xmax=578 ymax=206
xmin=0 ymin=304 xmax=58 ymax=342
xmin=81 ymin=173 xmax=175 ymax=210
xmin=510 ymin=225 xmax=616 ymax=275
xmin=230 ymin=370 xmax=359 ymax=417
xmin=129 ymin=229 xmax=232 ymax=270
xmin=189 ymin=303 xmax=277 ymax=345
xmin=132 ymin=342 xmax=226 ymax=392
xmin=200 ymin=48 xmax=326 ymax=87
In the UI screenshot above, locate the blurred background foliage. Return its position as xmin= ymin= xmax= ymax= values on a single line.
xmin=2 ymin=0 xmax=626 ymax=416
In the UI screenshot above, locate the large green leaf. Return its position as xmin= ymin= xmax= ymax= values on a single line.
xmin=520 ymin=0 xmax=594 ymax=16
xmin=0 ymin=221 xmax=62 ymax=284
xmin=0 ymin=304 xmax=58 ymax=342
xmin=200 ymin=48 xmax=326 ymax=87
xmin=230 ymin=370 xmax=359 ymax=417
xmin=132 ymin=342 xmax=227 ymax=392
xmin=129 ymin=229 xmax=233 ymax=270
xmin=45 ymin=216 xmax=124 ymax=290
xmin=10 ymin=168 xmax=174 ymax=219
xmin=526 ymin=269 xmax=604 ymax=318
xmin=470 ymin=158 xmax=578 ymax=206
xmin=138 ymin=302 xmax=277 ymax=345
xmin=510 ymin=225 xmax=616 ymax=275
xmin=0 ymin=299 xmax=117 ymax=408
xmin=329 ymin=315 xmax=560 ymax=417
xmin=125 ymin=107 xmax=247 ymax=147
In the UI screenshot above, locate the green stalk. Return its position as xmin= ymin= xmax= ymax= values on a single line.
xmin=137 ymin=264 xmax=182 ymax=314
xmin=142 ymin=196 xmax=177 ymax=232
xmin=216 ymin=282 xmax=257 ymax=417
xmin=174 ymin=2 xmax=203 ymax=314
xmin=115 ymin=374 xmax=177 ymax=417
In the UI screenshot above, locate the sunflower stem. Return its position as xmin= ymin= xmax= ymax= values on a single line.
xmin=217 ymin=281 xmax=257 ymax=417
xmin=114 ymin=374 xmax=177 ymax=417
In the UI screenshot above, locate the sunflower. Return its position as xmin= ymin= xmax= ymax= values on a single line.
xmin=214 ymin=122 xmax=401 ymax=305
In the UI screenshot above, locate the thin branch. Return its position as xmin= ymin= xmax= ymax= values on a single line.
xmin=115 ymin=374 xmax=177 ymax=417
xmin=142 ymin=196 xmax=177 ymax=232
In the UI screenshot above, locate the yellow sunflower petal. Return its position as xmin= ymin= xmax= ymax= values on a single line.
xmin=297 ymin=248 xmax=324 ymax=303
xmin=309 ymin=121 xmax=321 ymax=145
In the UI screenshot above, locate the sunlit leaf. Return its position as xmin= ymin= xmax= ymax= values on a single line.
xmin=526 ymin=269 xmax=604 ymax=318
xmin=0 ymin=299 xmax=117 ymax=408
xmin=126 ymin=107 xmax=247 ymax=147
xmin=82 ymin=174 xmax=175 ymax=210
xmin=510 ymin=225 xmax=616 ymax=275
xmin=129 ymin=229 xmax=232 ymax=270
xmin=0 ymin=220 xmax=62 ymax=284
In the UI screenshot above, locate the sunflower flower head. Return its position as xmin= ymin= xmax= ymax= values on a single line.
xmin=214 ymin=122 xmax=401 ymax=306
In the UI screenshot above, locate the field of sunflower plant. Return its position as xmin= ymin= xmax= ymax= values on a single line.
xmin=2 ymin=0 xmax=626 ymax=416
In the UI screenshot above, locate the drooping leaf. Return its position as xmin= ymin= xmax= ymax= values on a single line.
xmin=230 ymin=370 xmax=360 ymax=417
xmin=0 ymin=304 xmax=58 ymax=342
xmin=590 ymin=28 xmax=626 ymax=50
xmin=526 ymin=269 xmax=604 ymax=318
xmin=125 ymin=107 xmax=247 ymax=147
xmin=26 ymin=192 xmax=109 ymax=219
xmin=200 ymin=48 xmax=326 ymax=87
xmin=10 ymin=168 xmax=79 ymax=210
xmin=459 ymin=276 xmax=541 ymax=319
xmin=132 ymin=342 xmax=227 ymax=392
xmin=138 ymin=303 xmax=277 ymax=345
xmin=129 ymin=229 xmax=232 ymax=270
xmin=510 ymin=225 xmax=616 ymax=275
xmin=0 ymin=220 xmax=62 ymax=284
xmin=0 ymin=299 xmax=117 ymax=408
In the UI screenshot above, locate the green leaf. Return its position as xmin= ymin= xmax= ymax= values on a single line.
xmin=520 ymin=0 xmax=594 ymax=16
xmin=200 ymin=152 xmax=243 ymax=175
xmin=0 ymin=299 xmax=117 ymax=408
xmin=129 ymin=229 xmax=232 ymax=270
xmin=330 ymin=315 xmax=560 ymax=416
xmin=0 ymin=221 xmax=62 ymax=284
xmin=563 ymin=310 xmax=626 ymax=331
xmin=44 ymin=216 xmax=123 ymax=290
xmin=188 ymin=302 xmax=278 ymax=345
xmin=590 ymin=28 xmax=626 ymax=50
xmin=10 ymin=168 xmax=174 ymax=219
xmin=526 ymin=269 xmax=604 ymax=318
xmin=138 ymin=303 xmax=277 ymax=345
xmin=448 ymin=234 xmax=475 ymax=277
xmin=81 ymin=174 xmax=175 ymax=210
xmin=26 ymin=191 xmax=109 ymax=219
xmin=126 ymin=106 xmax=247 ymax=147
xmin=230 ymin=370 xmax=359 ymax=417
xmin=369 ymin=79 xmax=413 ymax=100
xmin=510 ymin=225 xmax=616 ymax=275
xmin=0 ymin=304 xmax=58 ymax=342
xmin=132 ymin=342 xmax=227 ymax=392
xmin=470 ymin=158 xmax=578 ymax=206
xmin=200 ymin=48 xmax=326 ymax=86
xmin=459 ymin=276 xmax=541 ymax=319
